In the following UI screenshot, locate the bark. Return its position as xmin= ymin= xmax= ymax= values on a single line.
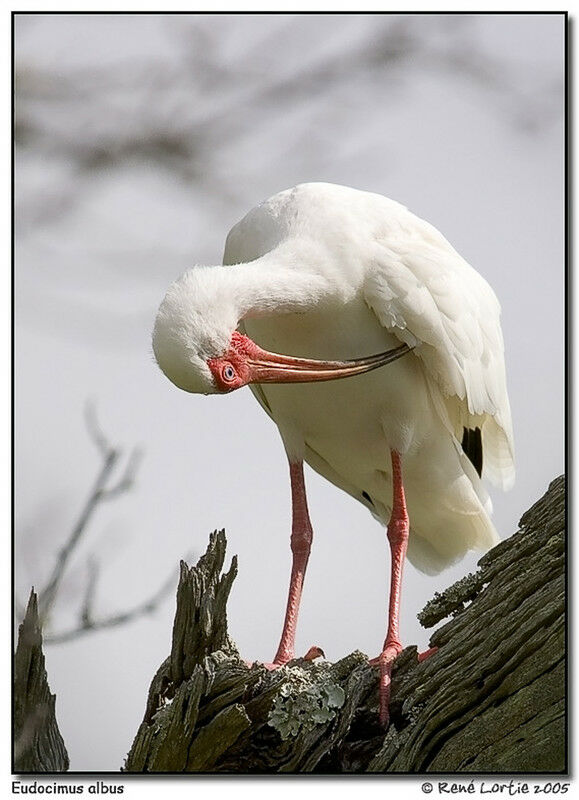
xmin=124 ymin=475 xmax=566 ymax=774
xmin=13 ymin=590 xmax=69 ymax=772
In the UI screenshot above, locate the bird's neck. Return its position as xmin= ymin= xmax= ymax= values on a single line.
xmin=219 ymin=243 xmax=337 ymax=321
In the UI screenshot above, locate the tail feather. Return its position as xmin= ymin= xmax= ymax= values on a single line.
xmin=404 ymin=436 xmax=499 ymax=575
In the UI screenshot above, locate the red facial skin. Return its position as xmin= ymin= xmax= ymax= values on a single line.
xmin=207 ymin=331 xmax=257 ymax=393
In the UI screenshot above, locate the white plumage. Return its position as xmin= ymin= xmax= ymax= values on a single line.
xmin=219 ymin=183 xmax=514 ymax=573
xmin=153 ymin=182 xmax=515 ymax=723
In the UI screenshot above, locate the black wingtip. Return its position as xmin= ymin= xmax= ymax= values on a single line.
xmin=461 ymin=426 xmax=483 ymax=478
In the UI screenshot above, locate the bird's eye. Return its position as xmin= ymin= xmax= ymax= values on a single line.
xmin=222 ymin=364 xmax=236 ymax=382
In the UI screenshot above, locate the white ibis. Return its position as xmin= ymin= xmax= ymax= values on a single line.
xmin=152 ymin=182 xmax=515 ymax=726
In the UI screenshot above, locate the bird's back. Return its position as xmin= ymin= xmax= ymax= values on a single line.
xmin=225 ymin=182 xmax=430 ymax=263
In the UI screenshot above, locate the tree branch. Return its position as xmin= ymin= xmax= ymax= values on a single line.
xmin=13 ymin=476 xmax=565 ymax=773
xmin=13 ymin=591 xmax=69 ymax=772
xmin=125 ymin=476 xmax=566 ymax=773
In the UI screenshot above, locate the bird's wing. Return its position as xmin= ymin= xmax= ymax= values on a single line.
xmin=364 ymin=221 xmax=515 ymax=490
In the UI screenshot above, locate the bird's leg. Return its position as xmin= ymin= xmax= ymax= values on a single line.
xmin=272 ymin=460 xmax=315 ymax=665
xmin=377 ymin=449 xmax=409 ymax=727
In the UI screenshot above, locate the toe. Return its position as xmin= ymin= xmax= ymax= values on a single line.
xmin=417 ymin=645 xmax=438 ymax=663
xmin=303 ymin=646 xmax=325 ymax=661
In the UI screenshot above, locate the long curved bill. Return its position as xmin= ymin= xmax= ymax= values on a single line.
xmin=246 ymin=341 xmax=412 ymax=384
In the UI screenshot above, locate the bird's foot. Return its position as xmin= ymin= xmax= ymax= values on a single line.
xmin=302 ymin=645 xmax=325 ymax=661
xmin=370 ymin=644 xmax=438 ymax=666
xmin=369 ymin=643 xmax=439 ymax=726
xmin=377 ymin=642 xmax=403 ymax=728
xmin=417 ymin=645 xmax=438 ymax=663
xmin=369 ymin=641 xmax=403 ymax=728
xmin=244 ymin=645 xmax=325 ymax=671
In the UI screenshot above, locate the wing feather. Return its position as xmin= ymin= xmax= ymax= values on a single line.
xmin=365 ymin=223 xmax=515 ymax=490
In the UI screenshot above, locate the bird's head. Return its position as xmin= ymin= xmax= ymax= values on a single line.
xmin=152 ymin=266 xmax=412 ymax=396
xmin=152 ymin=267 xmax=236 ymax=395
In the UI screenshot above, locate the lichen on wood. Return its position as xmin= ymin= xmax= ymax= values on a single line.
xmin=124 ymin=476 xmax=566 ymax=774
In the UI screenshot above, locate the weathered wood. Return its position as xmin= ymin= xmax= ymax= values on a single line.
xmin=124 ymin=476 xmax=566 ymax=773
xmin=13 ymin=590 xmax=69 ymax=772
xmin=366 ymin=474 xmax=566 ymax=773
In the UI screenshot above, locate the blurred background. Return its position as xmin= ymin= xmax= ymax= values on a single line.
xmin=14 ymin=13 xmax=564 ymax=770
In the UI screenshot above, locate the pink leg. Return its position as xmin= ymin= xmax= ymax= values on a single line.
xmin=273 ymin=460 xmax=314 ymax=665
xmin=417 ymin=646 xmax=438 ymax=663
xmin=378 ymin=450 xmax=409 ymax=727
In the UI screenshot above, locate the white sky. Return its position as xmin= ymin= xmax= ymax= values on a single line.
xmin=13 ymin=12 xmax=565 ymax=774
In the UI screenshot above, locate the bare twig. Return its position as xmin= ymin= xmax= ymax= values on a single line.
xmin=44 ymin=559 xmax=188 ymax=645
xmin=97 ymin=446 xmax=143 ymax=501
xmin=84 ymin=400 xmax=110 ymax=459
xmin=80 ymin=555 xmax=99 ymax=627
xmin=36 ymin=403 xmax=141 ymax=621
xmin=18 ymin=403 xmax=184 ymax=646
